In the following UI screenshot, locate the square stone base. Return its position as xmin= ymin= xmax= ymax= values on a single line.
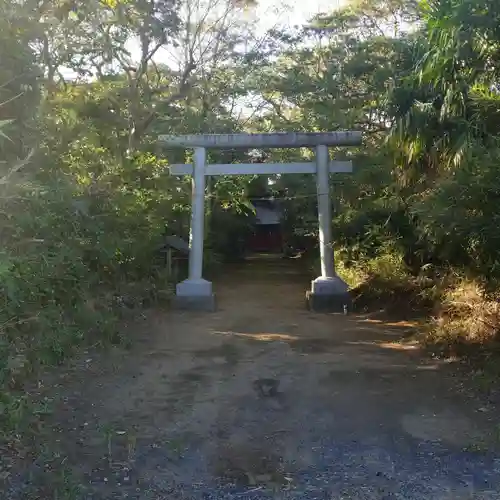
xmin=306 ymin=291 xmax=351 ymax=313
xmin=173 ymin=278 xmax=217 ymax=312
xmin=306 ymin=275 xmax=351 ymax=313
xmin=172 ymin=294 xmax=217 ymax=311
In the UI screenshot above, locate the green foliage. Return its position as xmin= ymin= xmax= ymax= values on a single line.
xmin=3 ymin=0 xmax=500 ymax=476
xmin=245 ymin=0 xmax=500 ymax=288
xmin=0 ymin=0 xmax=263 ymax=457
xmin=413 ymin=146 xmax=500 ymax=281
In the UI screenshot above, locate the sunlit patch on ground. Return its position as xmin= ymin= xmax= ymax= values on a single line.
xmin=358 ymin=318 xmax=420 ymax=328
xmin=211 ymin=330 xmax=298 ymax=342
xmin=379 ymin=341 xmax=420 ymax=350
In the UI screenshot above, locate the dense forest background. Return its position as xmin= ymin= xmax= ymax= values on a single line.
xmin=2 ymin=0 xmax=500 ymax=444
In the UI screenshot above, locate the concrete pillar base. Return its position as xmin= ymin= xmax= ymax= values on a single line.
xmin=306 ymin=276 xmax=351 ymax=313
xmin=173 ymin=279 xmax=216 ymax=311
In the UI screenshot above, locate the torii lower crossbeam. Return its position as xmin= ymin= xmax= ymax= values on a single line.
xmin=159 ymin=132 xmax=362 ymax=312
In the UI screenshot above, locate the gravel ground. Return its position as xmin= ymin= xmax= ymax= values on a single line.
xmin=4 ymin=256 xmax=500 ymax=499
xmin=83 ymin=437 xmax=500 ymax=499
xmin=9 ymin=434 xmax=500 ymax=499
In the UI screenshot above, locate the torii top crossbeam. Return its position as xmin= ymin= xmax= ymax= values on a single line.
xmin=158 ymin=131 xmax=362 ymax=149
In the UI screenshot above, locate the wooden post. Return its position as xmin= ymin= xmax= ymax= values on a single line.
xmin=166 ymin=247 xmax=172 ymax=278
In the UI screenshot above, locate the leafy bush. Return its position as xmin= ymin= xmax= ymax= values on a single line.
xmin=413 ymin=146 xmax=500 ymax=283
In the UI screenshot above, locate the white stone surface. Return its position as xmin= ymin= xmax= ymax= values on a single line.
xmin=311 ymin=276 xmax=349 ymax=295
xmin=159 ymin=131 xmax=361 ymax=149
xmin=169 ymin=160 xmax=353 ymax=176
xmin=188 ymin=147 xmax=207 ymax=281
xmin=176 ymin=278 xmax=213 ymax=297
xmin=315 ymin=144 xmax=335 ymax=279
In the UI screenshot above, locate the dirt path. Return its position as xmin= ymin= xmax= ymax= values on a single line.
xmin=6 ymin=256 xmax=500 ymax=499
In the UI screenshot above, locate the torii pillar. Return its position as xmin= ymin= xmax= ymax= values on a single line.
xmin=159 ymin=132 xmax=362 ymax=312
xmin=306 ymin=143 xmax=348 ymax=312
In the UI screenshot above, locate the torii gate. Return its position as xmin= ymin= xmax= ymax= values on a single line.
xmin=158 ymin=132 xmax=362 ymax=312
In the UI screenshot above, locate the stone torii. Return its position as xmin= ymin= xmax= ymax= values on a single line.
xmin=158 ymin=131 xmax=362 ymax=312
